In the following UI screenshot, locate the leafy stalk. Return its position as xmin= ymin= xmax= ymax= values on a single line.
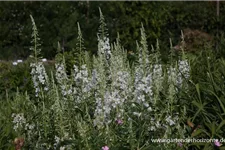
xmin=30 ymin=15 xmax=42 ymax=63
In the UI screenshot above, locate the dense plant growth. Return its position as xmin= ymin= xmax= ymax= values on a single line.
xmin=1 ymin=1 xmax=225 ymax=60
xmin=0 ymin=7 xmax=225 ymax=150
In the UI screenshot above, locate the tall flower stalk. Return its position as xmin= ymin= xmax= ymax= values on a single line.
xmin=30 ymin=15 xmax=42 ymax=63
xmin=74 ymin=22 xmax=86 ymax=67
xmin=29 ymin=15 xmax=49 ymax=97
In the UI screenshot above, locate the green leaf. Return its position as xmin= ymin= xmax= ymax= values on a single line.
xmin=209 ymin=91 xmax=225 ymax=114
xmin=191 ymin=129 xmax=204 ymax=137
xmin=216 ymin=120 xmax=225 ymax=132
xmin=211 ymin=122 xmax=216 ymax=136
xmin=203 ymin=143 xmax=213 ymax=150
xmin=195 ymin=83 xmax=201 ymax=100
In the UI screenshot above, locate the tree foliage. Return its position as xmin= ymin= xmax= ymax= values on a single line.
xmin=0 ymin=1 xmax=224 ymax=60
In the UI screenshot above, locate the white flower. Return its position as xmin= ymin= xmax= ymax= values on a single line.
xmin=25 ymin=123 xmax=35 ymax=130
xmin=143 ymin=102 xmax=149 ymax=108
xmin=165 ymin=116 xmax=175 ymax=126
xmin=147 ymin=106 xmax=152 ymax=112
xmin=133 ymin=112 xmax=142 ymax=117
xmin=17 ymin=60 xmax=23 ymax=63
xmin=149 ymin=126 xmax=156 ymax=131
xmin=60 ymin=146 xmax=66 ymax=150
xmin=42 ymin=58 xmax=47 ymax=62
xmin=137 ymin=95 xmax=145 ymax=102
xmin=55 ymin=136 xmax=60 ymax=144
xmin=12 ymin=62 xmax=18 ymax=65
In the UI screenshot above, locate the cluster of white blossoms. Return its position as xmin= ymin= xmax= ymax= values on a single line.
xmin=30 ymin=62 xmax=49 ymax=97
xmin=134 ymin=67 xmax=153 ymax=107
xmin=12 ymin=113 xmax=35 ymax=136
xmin=133 ymin=61 xmax=187 ymax=132
xmin=167 ymin=59 xmax=190 ymax=91
xmin=84 ymin=69 xmax=99 ymax=93
xmin=165 ymin=115 xmax=179 ymax=126
xmin=73 ymin=65 xmax=89 ymax=88
xmin=94 ymin=71 xmax=131 ymax=127
xmin=161 ymin=61 xmax=190 ymax=137
xmin=112 ymin=71 xmax=130 ymax=91
xmin=55 ymin=63 xmax=72 ymax=96
xmin=93 ymin=95 xmax=110 ymax=127
xmin=73 ymin=64 xmax=90 ymax=102
xmin=177 ymin=60 xmax=190 ymax=88
xmin=98 ymin=37 xmax=111 ymax=61
xmin=12 ymin=113 xmax=26 ymax=132
xmin=133 ymin=66 xmax=160 ymax=131
xmin=148 ymin=117 xmax=161 ymax=131
xmin=111 ymin=71 xmax=130 ymax=118
xmin=167 ymin=66 xmax=177 ymax=83
xmin=148 ymin=115 xmax=179 ymax=132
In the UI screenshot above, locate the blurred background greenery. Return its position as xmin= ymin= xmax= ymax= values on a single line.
xmin=0 ymin=1 xmax=224 ymax=60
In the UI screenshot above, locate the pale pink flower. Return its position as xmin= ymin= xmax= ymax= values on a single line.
xmin=214 ymin=139 xmax=222 ymax=147
xmin=177 ymin=142 xmax=182 ymax=147
xmin=116 ymin=119 xmax=123 ymax=125
xmin=102 ymin=146 xmax=109 ymax=150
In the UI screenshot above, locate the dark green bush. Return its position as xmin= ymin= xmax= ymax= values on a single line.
xmin=0 ymin=61 xmax=31 ymax=100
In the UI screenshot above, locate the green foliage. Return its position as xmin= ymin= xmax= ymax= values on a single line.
xmin=1 ymin=5 xmax=225 ymax=150
xmin=105 ymin=2 xmax=166 ymax=50
xmin=0 ymin=61 xmax=32 ymax=100
xmin=1 ymin=1 xmax=224 ymax=60
xmin=183 ymin=48 xmax=225 ymax=149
